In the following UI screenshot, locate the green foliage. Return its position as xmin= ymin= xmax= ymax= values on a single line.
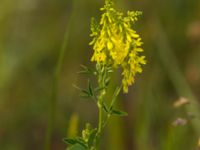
xmin=64 ymin=124 xmax=97 ymax=150
xmin=66 ymin=144 xmax=87 ymax=150
xmin=66 ymin=63 xmax=128 ymax=149
xmin=78 ymin=65 xmax=96 ymax=75
xmin=111 ymin=109 xmax=128 ymax=117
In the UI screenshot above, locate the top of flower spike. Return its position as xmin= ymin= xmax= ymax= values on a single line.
xmin=100 ymin=0 xmax=114 ymax=10
xmin=90 ymin=0 xmax=146 ymax=93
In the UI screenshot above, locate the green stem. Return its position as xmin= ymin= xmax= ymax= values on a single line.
xmin=96 ymin=90 xmax=105 ymax=149
xmin=95 ymin=64 xmax=107 ymax=149
xmin=94 ymin=65 xmax=122 ymax=149
xmin=44 ymin=2 xmax=76 ymax=149
xmin=97 ymin=101 xmax=103 ymax=134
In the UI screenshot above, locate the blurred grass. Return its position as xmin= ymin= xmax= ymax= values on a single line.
xmin=0 ymin=0 xmax=200 ymax=150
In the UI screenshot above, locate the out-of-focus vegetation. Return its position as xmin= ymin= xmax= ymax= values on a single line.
xmin=0 ymin=0 xmax=200 ymax=150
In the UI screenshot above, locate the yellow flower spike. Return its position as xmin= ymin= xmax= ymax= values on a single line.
xmin=90 ymin=0 xmax=146 ymax=93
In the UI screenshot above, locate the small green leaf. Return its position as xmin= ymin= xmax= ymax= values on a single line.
xmin=63 ymin=138 xmax=87 ymax=148
xmin=77 ymin=70 xmax=89 ymax=74
xmin=78 ymin=65 xmax=94 ymax=75
xmin=80 ymin=94 xmax=90 ymax=99
xmin=104 ymin=77 xmax=110 ymax=86
xmin=101 ymin=66 xmax=105 ymax=73
xmin=111 ymin=109 xmax=128 ymax=117
xmin=73 ymin=85 xmax=90 ymax=98
xmin=94 ymin=86 xmax=105 ymax=93
xmin=106 ymin=66 xmax=113 ymax=74
xmin=80 ymin=89 xmax=91 ymax=99
xmin=73 ymin=84 xmax=82 ymax=91
xmin=88 ymin=80 xmax=94 ymax=96
xmin=88 ymin=128 xmax=97 ymax=148
xmin=63 ymin=138 xmax=77 ymax=145
xmin=67 ymin=144 xmax=87 ymax=150
xmin=81 ymin=89 xmax=90 ymax=95
xmin=107 ymin=68 xmax=113 ymax=73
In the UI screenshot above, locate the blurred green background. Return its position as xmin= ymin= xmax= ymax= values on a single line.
xmin=1 ymin=0 xmax=200 ymax=150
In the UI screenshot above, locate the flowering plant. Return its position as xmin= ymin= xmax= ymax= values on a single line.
xmin=64 ymin=0 xmax=145 ymax=149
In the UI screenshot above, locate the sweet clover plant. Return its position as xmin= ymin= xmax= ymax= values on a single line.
xmin=64 ymin=0 xmax=145 ymax=149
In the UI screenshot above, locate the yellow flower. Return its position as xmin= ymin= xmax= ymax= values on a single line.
xmin=91 ymin=51 xmax=107 ymax=63
xmin=90 ymin=0 xmax=146 ymax=93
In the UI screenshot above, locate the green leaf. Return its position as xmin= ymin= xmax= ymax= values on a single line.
xmin=88 ymin=128 xmax=97 ymax=148
xmin=73 ymin=85 xmax=89 ymax=96
xmin=81 ymin=89 xmax=90 ymax=95
xmin=63 ymin=138 xmax=78 ymax=145
xmin=111 ymin=109 xmax=128 ymax=117
xmin=78 ymin=65 xmax=94 ymax=75
xmin=73 ymin=84 xmax=92 ymax=99
xmin=101 ymin=66 xmax=105 ymax=74
xmin=63 ymin=138 xmax=87 ymax=148
xmin=73 ymin=84 xmax=82 ymax=91
xmin=80 ymin=89 xmax=91 ymax=99
xmin=80 ymin=94 xmax=90 ymax=99
xmin=67 ymin=144 xmax=87 ymax=150
xmin=94 ymin=86 xmax=105 ymax=93
xmin=77 ymin=70 xmax=89 ymax=74
xmin=73 ymin=83 xmax=96 ymax=100
xmin=88 ymin=80 xmax=94 ymax=96
xmin=107 ymin=66 xmax=113 ymax=73
xmin=104 ymin=77 xmax=110 ymax=86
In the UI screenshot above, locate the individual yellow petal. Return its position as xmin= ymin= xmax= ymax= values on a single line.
xmin=135 ymin=48 xmax=143 ymax=52
xmin=126 ymin=33 xmax=132 ymax=42
xmin=107 ymin=41 xmax=113 ymax=50
xmin=132 ymin=33 xmax=139 ymax=38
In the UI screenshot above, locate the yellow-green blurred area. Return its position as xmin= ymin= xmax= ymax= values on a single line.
xmin=1 ymin=0 xmax=200 ymax=150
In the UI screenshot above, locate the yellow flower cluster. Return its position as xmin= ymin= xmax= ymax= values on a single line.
xmin=90 ymin=0 xmax=146 ymax=93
